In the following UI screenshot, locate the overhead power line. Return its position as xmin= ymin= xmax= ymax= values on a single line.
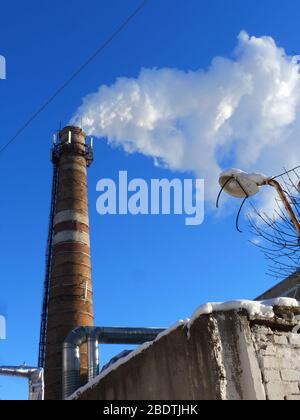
xmin=0 ymin=0 xmax=149 ymax=155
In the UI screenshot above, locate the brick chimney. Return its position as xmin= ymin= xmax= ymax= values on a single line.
xmin=44 ymin=126 xmax=94 ymax=400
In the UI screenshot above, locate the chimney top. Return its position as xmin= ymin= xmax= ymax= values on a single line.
xmin=59 ymin=126 xmax=86 ymax=145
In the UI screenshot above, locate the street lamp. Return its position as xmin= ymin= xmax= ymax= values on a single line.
xmin=218 ymin=168 xmax=300 ymax=238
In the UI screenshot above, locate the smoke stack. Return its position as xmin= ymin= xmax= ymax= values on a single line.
xmin=44 ymin=126 xmax=94 ymax=400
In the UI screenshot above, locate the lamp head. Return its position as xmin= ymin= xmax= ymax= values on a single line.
xmin=219 ymin=169 xmax=267 ymax=198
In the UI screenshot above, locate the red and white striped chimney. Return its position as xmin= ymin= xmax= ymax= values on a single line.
xmin=44 ymin=126 xmax=94 ymax=400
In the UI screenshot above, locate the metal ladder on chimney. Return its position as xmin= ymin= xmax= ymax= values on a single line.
xmin=38 ymin=163 xmax=59 ymax=368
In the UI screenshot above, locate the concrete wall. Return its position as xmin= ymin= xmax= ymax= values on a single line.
xmin=253 ymin=323 xmax=300 ymax=400
xmin=73 ymin=307 xmax=300 ymax=401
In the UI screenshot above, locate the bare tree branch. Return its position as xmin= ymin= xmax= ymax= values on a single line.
xmin=250 ymin=169 xmax=300 ymax=280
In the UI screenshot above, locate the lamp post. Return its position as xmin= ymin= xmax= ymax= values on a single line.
xmin=218 ymin=168 xmax=300 ymax=239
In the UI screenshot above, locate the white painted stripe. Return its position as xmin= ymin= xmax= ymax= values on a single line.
xmin=54 ymin=210 xmax=89 ymax=225
xmin=53 ymin=230 xmax=90 ymax=246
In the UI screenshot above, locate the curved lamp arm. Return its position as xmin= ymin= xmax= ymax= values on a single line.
xmin=266 ymin=178 xmax=300 ymax=239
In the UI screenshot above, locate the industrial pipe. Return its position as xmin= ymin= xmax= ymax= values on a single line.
xmin=62 ymin=326 xmax=165 ymax=399
xmin=0 ymin=366 xmax=44 ymax=400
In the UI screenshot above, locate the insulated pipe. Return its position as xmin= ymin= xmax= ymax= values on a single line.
xmin=0 ymin=366 xmax=38 ymax=378
xmin=62 ymin=326 xmax=165 ymax=399
xmin=62 ymin=326 xmax=86 ymax=400
xmin=0 ymin=366 xmax=44 ymax=400
xmin=87 ymin=330 xmax=99 ymax=383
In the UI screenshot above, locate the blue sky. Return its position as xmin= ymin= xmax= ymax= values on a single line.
xmin=0 ymin=0 xmax=299 ymax=400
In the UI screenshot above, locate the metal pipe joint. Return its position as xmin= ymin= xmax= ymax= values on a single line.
xmin=62 ymin=326 xmax=165 ymax=399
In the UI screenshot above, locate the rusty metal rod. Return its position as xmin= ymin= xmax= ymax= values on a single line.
xmin=266 ymin=178 xmax=300 ymax=239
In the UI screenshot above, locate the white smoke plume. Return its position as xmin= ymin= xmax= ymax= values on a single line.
xmin=72 ymin=31 xmax=300 ymax=206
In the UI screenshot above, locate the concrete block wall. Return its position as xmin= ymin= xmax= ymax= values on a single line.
xmin=253 ymin=324 xmax=300 ymax=400
xmin=72 ymin=306 xmax=300 ymax=401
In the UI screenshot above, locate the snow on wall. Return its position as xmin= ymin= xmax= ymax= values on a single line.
xmin=67 ymin=298 xmax=300 ymax=400
xmin=188 ymin=298 xmax=300 ymax=328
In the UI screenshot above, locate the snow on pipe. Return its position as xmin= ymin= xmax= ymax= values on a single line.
xmin=62 ymin=326 xmax=166 ymax=400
